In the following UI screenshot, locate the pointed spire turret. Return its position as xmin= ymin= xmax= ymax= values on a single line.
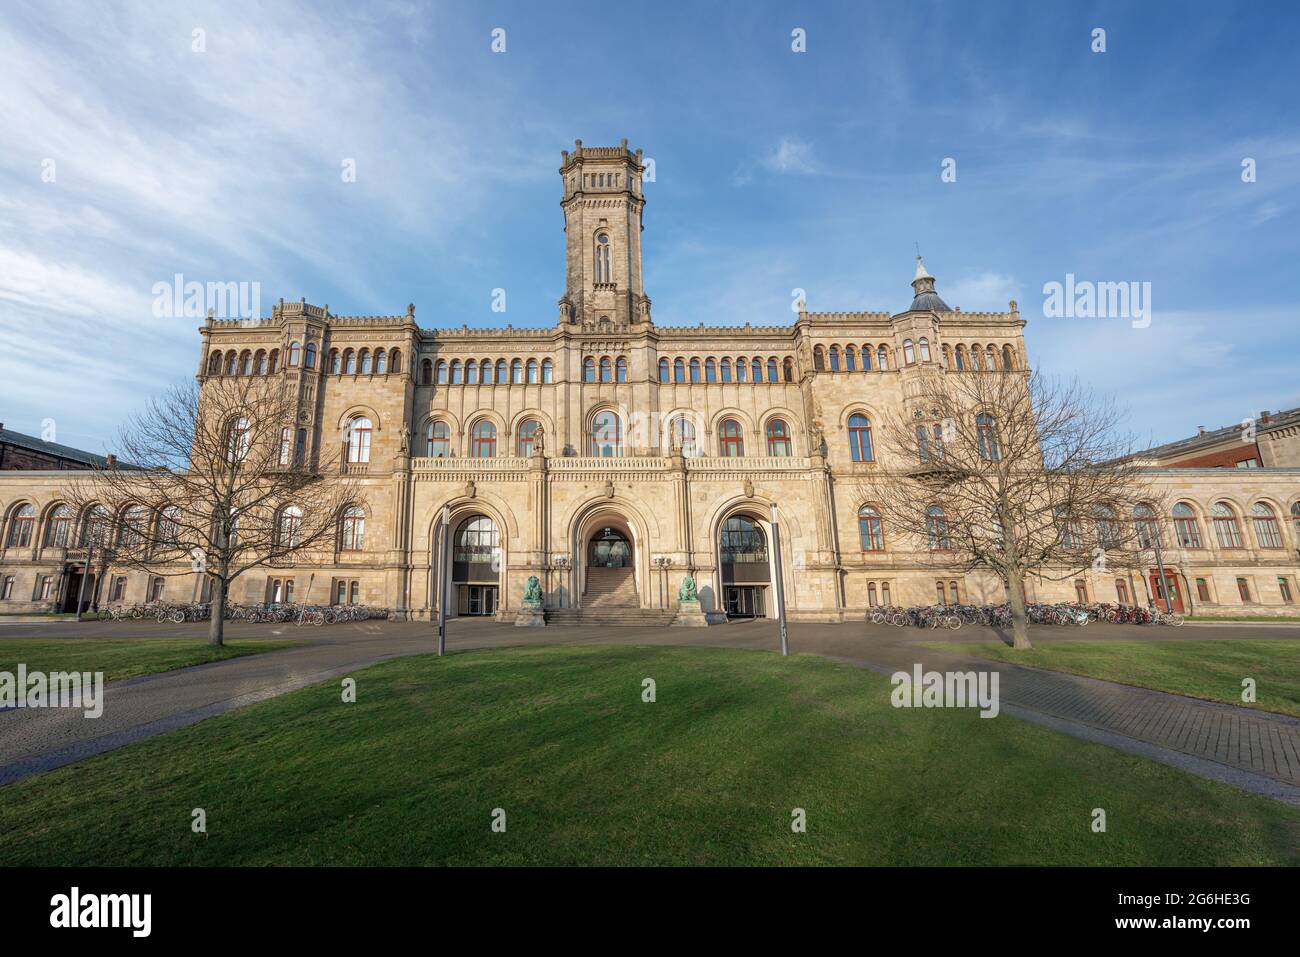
xmin=908 ymin=255 xmax=950 ymax=312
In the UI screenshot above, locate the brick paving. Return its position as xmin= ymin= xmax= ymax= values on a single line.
xmin=1 ymin=617 xmax=1298 ymax=802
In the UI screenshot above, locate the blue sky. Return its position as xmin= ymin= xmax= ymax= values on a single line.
xmin=1 ymin=0 xmax=1297 ymax=454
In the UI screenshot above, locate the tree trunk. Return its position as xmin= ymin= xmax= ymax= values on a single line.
xmin=1005 ymin=569 xmax=1032 ymax=649
xmin=208 ymin=577 xmax=226 ymax=647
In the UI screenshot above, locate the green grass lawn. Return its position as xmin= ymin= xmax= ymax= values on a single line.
xmin=0 ymin=644 xmax=1294 ymax=866
xmin=934 ymin=639 xmax=1300 ymax=718
xmin=0 ymin=637 xmax=300 ymax=682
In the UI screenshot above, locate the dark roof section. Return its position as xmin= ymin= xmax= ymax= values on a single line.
xmin=1137 ymin=406 xmax=1300 ymax=460
xmin=907 ymin=256 xmax=951 ymax=313
xmin=0 ymin=424 xmax=110 ymax=468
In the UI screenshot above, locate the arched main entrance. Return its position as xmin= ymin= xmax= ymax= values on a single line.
xmin=719 ymin=515 xmax=770 ymax=618
xmin=580 ymin=518 xmax=639 ymax=608
xmin=452 ymin=514 xmax=500 ymax=616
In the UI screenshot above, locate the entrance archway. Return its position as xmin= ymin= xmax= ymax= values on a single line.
xmin=719 ymin=515 xmax=770 ymax=618
xmin=576 ymin=514 xmax=640 ymax=608
xmin=451 ymin=514 xmax=500 ymax=616
xmin=587 ymin=526 xmax=632 ymax=567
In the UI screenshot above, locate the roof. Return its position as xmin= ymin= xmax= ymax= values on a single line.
xmin=1137 ymin=406 xmax=1300 ymax=460
xmin=0 ymin=425 xmax=109 ymax=467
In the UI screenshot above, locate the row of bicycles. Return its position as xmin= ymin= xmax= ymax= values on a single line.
xmin=99 ymin=601 xmax=391 ymax=626
xmin=869 ymin=601 xmax=1184 ymax=630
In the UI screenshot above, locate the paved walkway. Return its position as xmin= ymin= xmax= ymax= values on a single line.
xmin=2 ymin=618 xmax=1299 ymax=804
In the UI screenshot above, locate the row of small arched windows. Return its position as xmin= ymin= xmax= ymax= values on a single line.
xmin=327 ymin=348 xmax=401 ymax=376
xmin=812 ymin=341 xmax=1018 ymax=372
xmin=658 ymin=356 xmax=796 ymax=384
xmin=208 ymin=348 xmax=281 ymax=377
xmin=207 ymin=344 xmax=403 ymax=377
xmin=420 ymin=358 xmax=555 ymax=386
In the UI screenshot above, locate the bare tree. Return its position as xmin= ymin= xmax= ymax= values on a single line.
xmin=859 ymin=366 xmax=1156 ymax=648
xmin=65 ymin=376 xmax=357 ymax=645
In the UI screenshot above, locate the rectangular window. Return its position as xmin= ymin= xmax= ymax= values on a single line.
xmin=110 ymin=576 xmax=127 ymax=602
xmin=284 ymin=579 xmax=294 ymax=603
xmin=349 ymin=581 xmax=360 ymax=604
xmin=881 ymin=582 xmax=890 ymax=606
xmin=1279 ymin=577 xmax=1294 ymax=604
xmin=1196 ymin=578 xmax=1210 ymax=602
xmin=1115 ymin=579 xmax=1129 ymax=604
xmin=1237 ymin=578 xmax=1251 ymax=603
xmin=1 ymin=576 xmax=12 ymax=600
xmin=149 ymin=577 xmax=166 ymax=602
xmin=936 ymin=582 xmax=946 ymax=604
xmin=868 ymin=582 xmax=877 ymax=606
xmin=1074 ymin=580 xmax=1088 ymax=603
xmin=39 ymin=576 xmax=54 ymax=600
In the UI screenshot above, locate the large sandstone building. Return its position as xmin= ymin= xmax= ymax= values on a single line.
xmin=2 ymin=141 xmax=1298 ymax=620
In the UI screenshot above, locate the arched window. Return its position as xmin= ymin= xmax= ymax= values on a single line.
xmin=616 ymin=356 xmax=628 ymax=382
xmin=475 ymin=359 xmax=491 ymax=384
xmin=157 ymin=506 xmax=181 ymax=547
xmin=1172 ymin=503 xmax=1202 ymax=548
xmin=814 ymin=346 xmax=826 ymax=371
xmin=44 ymin=505 xmax=73 ymax=548
xmin=690 ymin=358 xmax=701 ymax=383
xmin=268 ymin=349 xmax=280 ymax=373
xmin=752 ymin=358 xmax=762 ymax=382
xmin=1133 ymin=504 xmax=1158 ymax=549
xmin=918 ymin=338 xmax=931 ymax=362
xmin=671 ymin=416 xmax=697 ymax=456
xmin=1292 ymin=502 xmax=1300 ymax=540
xmin=601 ymin=357 xmax=613 ymax=383
xmin=986 ymin=345 xmax=997 ymax=369
xmin=674 ymin=358 xmax=685 ymax=383
xmin=328 ymin=350 xmax=341 ymax=374
xmin=240 ymin=351 xmax=253 ymax=375
xmin=829 ymin=347 xmax=841 ymax=372
xmin=207 ymin=351 xmax=222 ymax=375
xmin=542 ymin=359 xmax=554 ymax=383
xmin=278 ymin=505 xmax=303 ymax=548
xmin=976 ymin=413 xmax=999 ymax=460
xmin=735 ymin=357 xmax=747 ymax=382
xmin=970 ymin=345 xmax=982 ymax=371
xmin=721 ymin=358 xmax=733 ymax=383
xmin=346 ymin=416 xmax=372 ymax=464
xmin=278 ymin=427 xmax=292 ymax=466
xmin=426 ymin=420 xmax=450 ymax=458
xmin=844 ymin=346 xmax=857 ymax=372
xmin=511 ymin=359 xmax=523 ymax=384
xmin=77 ymin=505 xmax=110 ymax=548
xmin=345 ymin=349 xmax=357 ymax=374
xmin=227 ymin=416 xmax=251 ymax=464
xmin=389 ymin=349 xmax=401 ymax=374
xmin=6 ymin=504 xmax=35 ymax=548
xmin=288 ymin=342 xmax=301 ymax=367
xmin=436 ymin=360 xmax=448 ymax=384
xmin=471 ymin=420 xmax=497 ymax=457
xmin=465 ymin=359 xmax=477 ymax=384
xmin=340 ymin=506 xmax=365 ymax=551
xmin=594 ymin=233 xmax=612 ymax=283
xmin=527 ymin=359 xmax=539 ymax=384
xmin=765 ymin=418 xmax=792 ymax=456
xmin=705 ymin=358 xmax=716 ymax=383
xmin=768 ymin=357 xmax=779 ymax=381
xmin=1095 ymin=505 xmax=1121 ymax=550
xmin=225 ymin=351 xmax=238 ymax=376
xmin=955 ymin=346 xmax=966 ymax=371
xmin=119 ymin=505 xmax=147 ymax=549
xmin=860 ymin=346 xmax=872 ymax=372
xmin=1252 ymin=503 xmax=1283 ymax=548
xmin=496 ymin=359 xmax=507 ymax=382
xmin=926 ymin=506 xmax=950 ymax=550
xmin=421 ymin=358 xmax=433 ymax=385
xmin=858 ymin=505 xmax=884 ymax=551
xmin=1002 ymin=344 xmax=1015 ymax=370
xmin=658 ymin=358 xmax=670 ymax=382
xmin=903 ymin=339 xmax=915 ymax=365
xmin=450 ymin=359 xmax=462 ymax=383
xmin=583 ymin=357 xmax=596 ymax=382
xmin=592 ymin=411 xmax=621 ymax=457
xmin=254 ymin=350 xmax=268 ymax=375
xmin=718 ymin=418 xmax=745 ymax=457
xmin=456 ymin=516 xmax=499 ymax=564
xmin=848 ymin=413 xmax=874 ymax=462
xmin=877 ymin=346 xmax=889 ymax=370
xmin=304 ymin=343 xmax=317 ymax=369
xmin=783 ymin=357 xmax=795 ymax=381
xmin=720 ymin=517 xmax=766 ymax=563
xmin=375 ymin=349 xmax=387 ymax=374
xmin=517 ymin=418 xmax=541 ymax=457
xmin=1212 ymin=502 xmax=1243 ymax=548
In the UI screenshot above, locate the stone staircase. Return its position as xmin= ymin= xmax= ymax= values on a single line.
xmin=545 ymin=566 xmax=677 ymax=626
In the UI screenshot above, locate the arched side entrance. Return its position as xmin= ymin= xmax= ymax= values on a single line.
xmin=429 ymin=507 xmax=507 ymax=620
xmin=718 ymin=514 xmax=770 ymax=618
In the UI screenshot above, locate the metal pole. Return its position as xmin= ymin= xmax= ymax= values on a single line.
xmin=437 ymin=506 xmax=450 ymax=656
xmin=74 ymin=539 xmax=93 ymax=620
xmin=770 ymin=503 xmax=789 ymax=656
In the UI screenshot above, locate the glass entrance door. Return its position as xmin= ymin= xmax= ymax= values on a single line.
xmin=587 ymin=528 xmax=631 ymax=568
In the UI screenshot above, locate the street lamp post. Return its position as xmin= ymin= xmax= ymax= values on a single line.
xmin=437 ymin=506 xmax=450 ymax=656
xmin=770 ymin=503 xmax=789 ymax=656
